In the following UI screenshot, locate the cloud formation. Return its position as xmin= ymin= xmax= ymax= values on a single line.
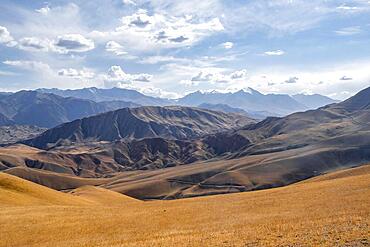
xmin=3 ymin=60 xmax=51 ymax=71
xmin=93 ymin=9 xmax=224 ymax=50
xmin=104 ymin=65 xmax=152 ymax=87
xmin=54 ymin=34 xmax=95 ymax=53
xmin=335 ymin=26 xmax=362 ymax=36
xmin=264 ymin=50 xmax=285 ymax=56
xmin=284 ymin=76 xmax=299 ymax=84
xmin=18 ymin=37 xmax=51 ymax=52
xmin=189 ymin=69 xmax=247 ymax=84
xmin=222 ymin=42 xmax=233 ymax=49
xmin=0 ymin=26 xmax=16 ymax=47
xmin=105 ymin=41 xmax=127 ymax=56
xmin=58 ymin=68 xmax=95 ymax=79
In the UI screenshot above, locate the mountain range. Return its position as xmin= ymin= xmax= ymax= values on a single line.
xmin=37 ymin=87 xmax=170 ymax=106
xmin=177 ymin=88 xmax=338 ymax=116
xmin=0 ymin=87 xmax=339 ymax=131
xmin=0 ymin=90 xmax=140 ymax=128
xmin=0 ymin=86 xmax=368 ymax=199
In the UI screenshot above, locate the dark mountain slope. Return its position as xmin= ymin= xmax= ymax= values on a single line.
xmin=331 ymin=86 xmax=370 ymax=112
xmin=0 ymin=91 xmax=141 ymax=128
xmin=24 ymin=106 xmax=255 ymax=149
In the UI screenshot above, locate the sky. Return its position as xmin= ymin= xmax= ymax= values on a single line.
xmin=0 ymin=0 xmax=369 ymax=100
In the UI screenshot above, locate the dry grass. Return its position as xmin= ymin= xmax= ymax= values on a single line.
xmin=0 ymin=166 xmax=369 ymax=247
xmin=0 ymin=173 xmax=90 ymax=206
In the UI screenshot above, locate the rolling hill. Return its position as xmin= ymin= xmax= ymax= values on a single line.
xmin=0 ymin=165 xmax=368 ymax=246
xmin=0 ymin=172 xmax=90 ymax=206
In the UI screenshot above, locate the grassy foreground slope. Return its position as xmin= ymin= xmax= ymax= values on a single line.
xmin=0 ymin=173 xmax=90 ymax=206
xmin=0 ymin=165 xmax=369 ymax=247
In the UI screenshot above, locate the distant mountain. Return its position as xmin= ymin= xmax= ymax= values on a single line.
xmin=0 ymin=91 xmax=140 ymax=128
xmin=198 ymin=103 xmax=248 ymax=115
xmin=177 ymin=88 xmax=340 ymax=116
xmin=292 ymin=93 xmax=339 ymax=109
xmin=37 ymin=87 xmax=170 ymax=106
xmin=203 ymin=86 xmax=370 ymax=158
xmin=198 ymin=103 xmax=269 ymax=120
xmin=24 ymin=106 xmax=255 ymax=149
xmin=177 ymin=88 xmax=306 ymax=116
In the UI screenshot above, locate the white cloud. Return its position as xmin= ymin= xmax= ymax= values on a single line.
xmin=133 ymin=73 xmax=152 ymax=82
xmin=139 ymin=55 xmax=189 ymax=64
xmin=335 ymin=26 xmax=362 ymax=36
xmin=336 ymin=4 xmax=360 ymax=11
xmin=222 ymin=42 xmax=233 ymax=49
xmin=18 ymin=37 xmax=52 ymax=52
xmin=139 ymin=86 xmax=179 ymax=99
xmin=0 ymin=26 xmax=17 ymax=47
xmin=284 ymin=76 xmax=299 ymax=84
xmin=12 ymin=34 xmax=95 ymax=54
xmin=103 ymin=65 xmax=153 ymax=87
xmin=3 ymin=60 xmax=51 ymax=71
xmin=335 ymin=3 xmax=369 ymax=13
xmin=264 ymin=50 xmax=285 ymax=56
xmin=36 ymin=6 xmax=50 ymax=15
xmin=105 ymin=41 xmax=127 ymax=56
xmin=58 ymin=68 xmax=95 ymax=79
xmin=122 ymin=0 xmax=136 ymax=6
xmin=230 ymin=69 xmax=247 ymax=79
xmin=191 ymin=71 xmax=214 ymax=82
xmin=190 ymin=68 xmax=247 ymax=84
xmin=54 ymin=34 xmax=95 ymax=53
xmin=94 ymin=9 xmax=224 ymax=50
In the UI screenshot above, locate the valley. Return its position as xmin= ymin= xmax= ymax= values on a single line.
xmin=0 ymin=165 xmax=369 ymax=246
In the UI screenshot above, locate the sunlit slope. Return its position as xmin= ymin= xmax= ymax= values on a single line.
xmin=69 ymin=185 xmax=140 ymax=206
xmin=0 ymin=173 xmax=90 ymax=206
xmin=0 ymin=165 xmax=369 ymax=247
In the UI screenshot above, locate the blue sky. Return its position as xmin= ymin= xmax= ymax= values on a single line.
xmin=0 ymin=0 xmax=369 ymax=99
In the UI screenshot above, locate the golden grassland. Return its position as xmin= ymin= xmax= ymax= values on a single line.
xmin=0 ymin=165 xmax=369 ymax=247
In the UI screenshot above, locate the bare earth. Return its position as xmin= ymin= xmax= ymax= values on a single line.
xmin=0 ymin=165 xmax=369 ymax=247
